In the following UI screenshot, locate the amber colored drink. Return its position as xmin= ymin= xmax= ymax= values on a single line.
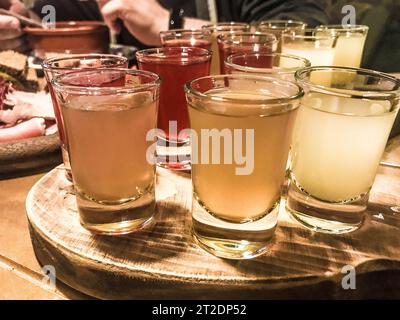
xmin=53 ymin=69 xmax=159 ymax=235
xmin=185 ymin=75 xmax=303 ymax=259
xmin=42 ymin=54 xmax=128 ymax=180
xmin=61 ymin=93 xmax=156 ymax=202
xmin=190 ymin=90 xmax=298 ymax=222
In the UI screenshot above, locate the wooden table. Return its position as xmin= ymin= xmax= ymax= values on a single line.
xmin=0 ymin=136 xmax=399 ymax=300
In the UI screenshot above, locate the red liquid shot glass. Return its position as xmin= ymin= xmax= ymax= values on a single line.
xmin=42 ymin=54 xmax=128 ymax=181
xmin=160 ymin=29 xmax=212 ymax=50
xmin=217 ymin=33 xmax=278 ymax=74
xmin=136 ymin=47 xmax=211 ymax=170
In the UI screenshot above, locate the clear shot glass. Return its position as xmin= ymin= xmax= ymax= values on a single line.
xmin=52 ymin=69 xmax=160 ymax=235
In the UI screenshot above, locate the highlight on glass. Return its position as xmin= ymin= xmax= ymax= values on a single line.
xmin=314 ymin=24 xmax=369 ymax=68
xmin=202 ymin=22 xmax=250 ymax=75
xmin=185 ymin=74 xmax=303 ymax=259
xmin=160 ymin=29 xmax=212 ymax=50
xmin=287 ymin=66 xmax=400 ymax=234
xmin=257 ymin=20 xmax=307 ymax=52
xmin=52 ymin=69 xmax=160 ymax=235
xmin=225 ymin=52 xmax=311 ymax=80
xmin=217 ymin=32 xmax=278 ymax=74
xmin=42 ymin=54 xmax=128 ymax=181
xmin=281 ymin=32 xmax=337 ymax=67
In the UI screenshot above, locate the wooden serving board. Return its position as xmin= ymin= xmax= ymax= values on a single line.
xmin=0 ymin=134 xmax=62 ymax=179
xmin=26 ymin=145 xmax=400 ymax=299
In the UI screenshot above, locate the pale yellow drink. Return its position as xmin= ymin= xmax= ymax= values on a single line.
xmin=61 ymin=93 xmax=157 ymax=203
xmin=282 ymin=42 xmax=334 ymax=66
xmin=314 ymin=26 xmax=368 ymax=68
xmin=291 ymin=93 xmax=397 ymax=202
xmin=332 ymin=34 xmax=365 ymax=67
xmin=189 ymin=89 xmax=298 ymax=222
xmin=281 ymin=41 xmax=334 ymax=84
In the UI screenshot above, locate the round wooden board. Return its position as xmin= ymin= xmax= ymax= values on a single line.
xmin=0 ymin=134 xmax=62 ymax=179
xmin=26 ymin=166 xmax=400 ymax=299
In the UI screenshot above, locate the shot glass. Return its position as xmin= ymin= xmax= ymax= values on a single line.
xmin=258 ymin=20 xmax=307 ymax=52
xmin=281 ymin=32 xmax=336 ymax=85
xmin=136 ymin=47 xmax=211 ymax=170
xmin=185 ymin=75 xmax=303 ymax=259
xmin=225 ymin=52 xmax=311 ymax=80
xmin=287 ymin=67 xmax=400 ymax=234
xmin=217 ymin=32 xmax=278 ymax=74
xmin=314 ymin=25 xmax=369 ymax=68
xmin=202 ymin=22 xmax=250 ymax=75
xmin=42 ymin=54 xmax=128 ymax=181
xmin=160 ymin=29 xmax=212 ymax=50
xmin=281 ymin=32 xmax=336 ymax=67
xmin=52 ymin=69 xmax=160 ymax=235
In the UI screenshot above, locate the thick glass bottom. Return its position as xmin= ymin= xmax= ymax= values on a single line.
xmin=192 ymin=198 xmax=278 ymax=260
xmin=286 ymin=181 xmax=366 ymax=234
xmin=77 ymin=185 xmax=156 ymax=235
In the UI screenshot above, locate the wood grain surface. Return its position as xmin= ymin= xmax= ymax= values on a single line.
xmin=0 ymin=134 xmax=62 ymax=179
xmin=25 ymin=136 xmax=400 ymax=299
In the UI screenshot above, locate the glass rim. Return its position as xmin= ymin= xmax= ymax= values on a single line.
xmin=51 ymin=68 xmax=160 ymax=95
xmin=217 ymin=32 xmax=278 ymax=45
xmin=185 ymin=74 xmax=304 ymax=106
xmin=225 ymin=52 xmax=311 ymax=74
xmin=136 ymin=47 xmax=212 ymax=63
xmin=201 ymin=22 xmax=249 ymax=31
xmin=42 ymin=53 xmax=128 ymax=71
xmin=160 ymin=28 xmax=210 ymax=36
xmin=258 ymin=19 xmax=307 ymax=29
xmin=281 ymin=33 xmax=336 ymax=41
xmin=295 ymin=66 xmax=400 ymax=101
xmin=315 ymin=24 xmax=369 ymax=33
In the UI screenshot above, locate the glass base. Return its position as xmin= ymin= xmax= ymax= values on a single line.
xmin=81 ymin=215 xmax=154 ymax=236
xmin=156 ymin=138 xmax=191 ymax=171
xmin=76 ymin=185 xmax=156 ymax=236
xmin=286 ymin=181 xmax=366 ymax=234
xmin=192 ymin=198 xmax=278 ymax=260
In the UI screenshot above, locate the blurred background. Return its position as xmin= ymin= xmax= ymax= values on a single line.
xmin=20 ymin=0 xmax=399 ymax=72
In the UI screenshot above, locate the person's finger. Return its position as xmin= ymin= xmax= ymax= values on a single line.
xmin=0 ymin=15 xmax=22 ymax=40
xmin=0 ymin=35 xmax=24 ymax=50
xmin=100 ymin=0 xmax=123 ymax=33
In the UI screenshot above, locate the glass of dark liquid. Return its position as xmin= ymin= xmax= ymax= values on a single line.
xmin=136 ymin=47 xmax=211 ymax=170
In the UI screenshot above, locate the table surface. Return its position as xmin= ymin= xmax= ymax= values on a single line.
xmin=0 ymin=136 xmax=399 ymax=300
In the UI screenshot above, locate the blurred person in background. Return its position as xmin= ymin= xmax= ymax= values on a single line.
xmin=1 ymin=0 xmax=399 ymax=71
xmin=0 ymin=0 xmax=30 ymax=51
xmin=1 ymin=0 xmax=329 ymax=51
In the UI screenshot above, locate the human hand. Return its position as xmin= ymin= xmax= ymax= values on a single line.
xmin=97 ymin=0 xmax=170 ymax=46
xmin=0 ymin=0 xmax=28 ymax=51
